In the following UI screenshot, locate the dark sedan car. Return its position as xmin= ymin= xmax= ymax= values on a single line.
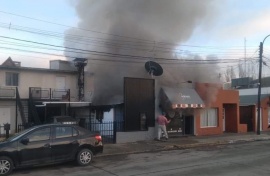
xmin=0 ymin=124 xmax=103 ymax=176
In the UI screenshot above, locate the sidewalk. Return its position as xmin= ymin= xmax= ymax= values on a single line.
xmin=98 ymin=132 xmax=270 ymax=157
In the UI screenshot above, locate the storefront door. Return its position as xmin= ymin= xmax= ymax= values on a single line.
xmin=184 ymin=115 xmax=194 ymax=135
xmin=167 ymin=114 xmax=184 ymax=134
xmin=166 ymin=109 xmax=194 ymax=135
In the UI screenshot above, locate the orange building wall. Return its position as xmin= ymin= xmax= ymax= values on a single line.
xmin=194 ymin=108 xmax=223 ymax=136
xmin=258 ymin=98 xmax=270 ymax=132
xmin=195 ymin=83 xmax=243 ymax=136
xmin=242 ymin=98 xmax=270 ymax=133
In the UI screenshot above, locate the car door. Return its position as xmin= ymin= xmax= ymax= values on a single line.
xmin=51 ymin=126 xmax=79 ymax=162
xmin=18 ymin=127 xmax=52 ymax=166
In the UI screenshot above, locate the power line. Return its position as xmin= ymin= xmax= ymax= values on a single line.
xmin=1 ymin=46 xmax=244 ymax=63
xmin=0 ymin=22 xmax=259 ymax=57
xmin=1 ymin=35 xmax=258 ymax=63
xmin=0 ymin=10 xmax=153 ymax=42
xmin=0 ymin=51 xmax=56 ymax=60
xmin=0 ymin=11 xmax=261 ymax=71
xmin=0 ymin=19 xmax=260 ymax=49
xmin=0 ymin=39 xmax=259 ymax=63
xmin=0 ymin=44 xmax=255 ymax=67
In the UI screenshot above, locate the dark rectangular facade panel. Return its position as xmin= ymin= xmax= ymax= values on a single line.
xmin=124 ymin=78 xmax=155 ymax=131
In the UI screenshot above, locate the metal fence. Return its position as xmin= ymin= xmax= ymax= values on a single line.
xmin=17 ymin=123 xmax=33 ymax=133
xmin=84 ymin=121 xmax=125 ymax=144
xmin=29 ymin=87 xmax=70 ymax=100
xmin=17 ymin=124 xmax=26 ymax=133
xmin=0 ymin=87 xmax=16 ymax=98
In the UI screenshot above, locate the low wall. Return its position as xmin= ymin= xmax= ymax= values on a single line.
xmin=238 ymin=124 xmax=247 ymax=133
xmin=116 ymin=127 xmax=155 ymax=143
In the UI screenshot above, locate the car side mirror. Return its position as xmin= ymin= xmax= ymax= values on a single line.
xmin=21 ymin=138 xmax=29 ymax=145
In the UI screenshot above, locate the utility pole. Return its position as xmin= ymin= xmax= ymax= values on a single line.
xmin=257 ymin=42 xmax=263 ymax=135
xmin=244 ymin=38 xmax=246 ymax=77
xmin=257 ymin=35 xmax=270 ymax=135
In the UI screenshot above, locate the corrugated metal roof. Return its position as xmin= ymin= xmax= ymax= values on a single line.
xmin=239 ymin=94 xmax=270 ymax=106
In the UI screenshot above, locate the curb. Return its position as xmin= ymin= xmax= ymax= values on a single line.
xmin=96 ymin=137 xmax=270 ymax=158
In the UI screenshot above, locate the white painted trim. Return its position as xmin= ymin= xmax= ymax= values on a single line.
xmin=223 ymin=108 xmax=226 ymax=132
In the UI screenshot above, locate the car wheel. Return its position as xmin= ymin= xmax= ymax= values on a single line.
xmin=76 ymin=149 xmax=93 ymax=166
xmin=0 ymin=156 xmax=13 ymax=176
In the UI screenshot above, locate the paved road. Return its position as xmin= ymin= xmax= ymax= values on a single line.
xmin=13 ymin=140 xmax=270 ymax=176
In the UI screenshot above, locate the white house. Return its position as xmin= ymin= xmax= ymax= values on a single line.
xmin=0 ymin=57 xmax=94 ymax=133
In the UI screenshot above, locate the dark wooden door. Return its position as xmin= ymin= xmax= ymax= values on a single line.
xmin=124 ymin=78 xmax=155 ymax=131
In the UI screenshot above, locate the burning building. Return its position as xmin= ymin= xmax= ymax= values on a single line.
xmin=60 ymin=1 xmax=245 ymax=142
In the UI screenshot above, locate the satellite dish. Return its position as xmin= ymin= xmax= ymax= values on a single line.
xmin=145 ymin=61 xmax=163 ymax=76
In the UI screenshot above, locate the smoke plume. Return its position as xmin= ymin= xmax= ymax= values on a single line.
xmin=64 ymin=0 xmax=221 ymax=105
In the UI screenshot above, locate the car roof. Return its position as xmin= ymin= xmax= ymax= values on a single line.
xmin=55 ymin=117 xmax=77 ymax=122
xmin=31 ymin=123 xmax=78 ymax=129
xmin=8 ymin=124 xmax=92 ymax=142
xmin=31 ymin=124 xmax=96 ymax=135
xmin=53 ymin=116 xmax=73 ymax=118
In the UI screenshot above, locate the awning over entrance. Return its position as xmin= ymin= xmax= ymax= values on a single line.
xmin=159 ymin=87 xmax=205 ymax=110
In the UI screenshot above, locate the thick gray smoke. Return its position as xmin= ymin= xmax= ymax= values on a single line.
xmin=65 ymin=0 xmax=221 ymax=105
xmin=74 ymin=0 xmax=215 ymax=43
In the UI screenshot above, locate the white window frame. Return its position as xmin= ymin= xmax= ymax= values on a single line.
xmin=200 ymin=108 xmax=218 ymax=128
xmin=268 ymin=108 xmax=270 ymax=125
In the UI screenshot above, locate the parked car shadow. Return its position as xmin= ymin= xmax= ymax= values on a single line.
xmin=13 ymin=161 xmax=76 ymax=174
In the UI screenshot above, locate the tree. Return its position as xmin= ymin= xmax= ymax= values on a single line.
xmin=225 ymin=66 xmax=236 ymax=82
xmin=238 ymin=62 xmax=245 ymax=78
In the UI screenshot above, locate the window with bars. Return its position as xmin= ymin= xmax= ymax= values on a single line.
xmin=200 ymin=108 xmax=218 ymax=127
xmin=6 ymin=72 xmax=19 ymax=86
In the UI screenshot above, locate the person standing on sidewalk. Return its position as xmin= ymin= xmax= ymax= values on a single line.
xmin=156 ymin=112 xmax=171 ymax=141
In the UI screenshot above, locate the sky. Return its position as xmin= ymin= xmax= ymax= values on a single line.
xmin=1 ymin=0 xmax=270 ymax=80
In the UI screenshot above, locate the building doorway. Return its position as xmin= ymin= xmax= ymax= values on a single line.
xmin=184 ymin=115 xmax=194 ymax=135
xmin=166 ymin=109 xmax=194 ymax=136
xmin=240 ymin=106 xmax=253 ymax=132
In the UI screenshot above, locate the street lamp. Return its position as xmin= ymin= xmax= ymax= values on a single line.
xmin=257 ymin=34 xmax=270 ymax=135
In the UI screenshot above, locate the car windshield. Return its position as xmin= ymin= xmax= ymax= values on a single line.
xmin=6 ymin=128 xmax=34 ymax=142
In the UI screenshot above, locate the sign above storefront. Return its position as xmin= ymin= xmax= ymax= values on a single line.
xmin=179 ymin=93 xmax=191 ymax=100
